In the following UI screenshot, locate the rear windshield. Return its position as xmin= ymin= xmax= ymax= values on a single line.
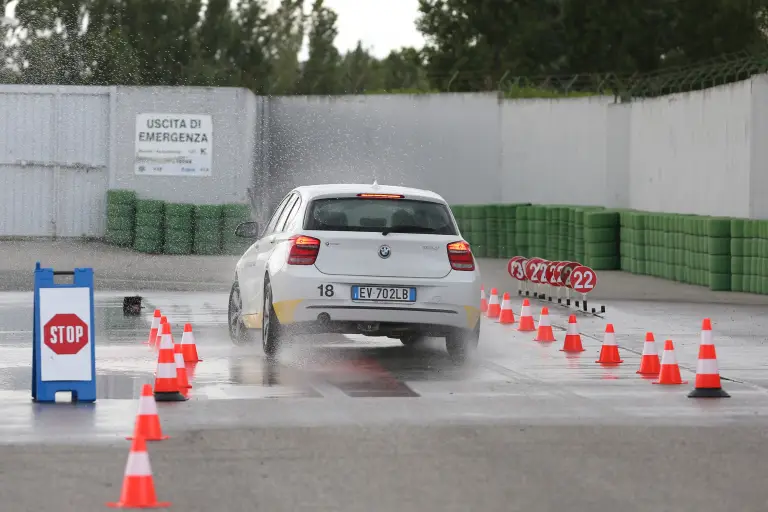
xmin=304 ymin=197 xmax=458 ymax=235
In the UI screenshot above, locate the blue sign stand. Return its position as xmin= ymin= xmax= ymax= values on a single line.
xmin=32 ymin=262 xmax=97 ymax=403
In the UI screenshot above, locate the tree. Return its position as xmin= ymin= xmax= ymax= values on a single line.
xmin=265 ymin=0 xmax=305 ymax=94
xmin=416 ymin=0 xmax=565 ymax=91
xmin=339 ymin=41 xmax=382 ymax=93
xmin=297 ymin=0 xmax=341 ymax=95
xmin=378 ymin=47 xmax=431 ymax=92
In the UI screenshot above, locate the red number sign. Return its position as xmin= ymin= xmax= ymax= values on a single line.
xmin=536 ymin=260 xmax=550 ymax=284
xmin=561 ymin=262 xmax=580 ymax=289
xmin=525 ymin=258 xmax=543 ymax=283
xmin=44 ymin=313 xmax=89 ymax=355
xmin=546 ymin=261 xmax=561 ymax=287
xmin=568 ymin=265 xmax=598 ymax=294
xmin=507 ymin=256 xmax=528 ymax=281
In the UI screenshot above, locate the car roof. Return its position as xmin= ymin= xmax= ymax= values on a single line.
xmin=292 ymin=183 xmax=446 ymax=203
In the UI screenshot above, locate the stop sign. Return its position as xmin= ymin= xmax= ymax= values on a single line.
xmin=44 ymin=313 xmax=89 ymax=355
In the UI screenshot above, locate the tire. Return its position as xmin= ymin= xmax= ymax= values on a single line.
xmin=400 ymin=334 xmax=425 ymax=347
xmin=228 ymin=281 xmax=255 ymax=346
xmin=262 ymin=280 xmax=282 ymax=357
xmin=445 ymin=324 xmax=480 ymax=365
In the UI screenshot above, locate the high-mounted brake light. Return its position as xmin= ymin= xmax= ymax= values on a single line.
xmin=447 ymin=241 xmax=475 ymax=271
xmin=287 ymin=235 xmax=321 ymax=265
xmin=356 ymin=193 xmax=404 ymax=199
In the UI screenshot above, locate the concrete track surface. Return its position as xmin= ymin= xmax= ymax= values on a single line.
xmin=1 ymin=241 xmax=768 ymax=511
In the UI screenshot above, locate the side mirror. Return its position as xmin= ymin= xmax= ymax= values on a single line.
xmin=234 ymin=221 xmax=260 ymax=238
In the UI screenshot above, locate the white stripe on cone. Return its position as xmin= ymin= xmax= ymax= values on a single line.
xmin=603 ymin=331 xmax=617 ymax=346
xmin=150 ymin=317 xmax=159 ymax=329
xmin=701 ymin=328 xmax=713 ymax=345
xmin=137 ymin=395 xmax=158 ymax=416
xmin=157 ymin=363 xmax=177 ymax=379
xmin=566 ymin=321 xmax=578 ymax=335
xmin=520 ymin=304 xmax=531 ymax=316
xmin=181 ymin=330 xmax=195 ymax=347
xmin=538 ymin=314 xmax=550 ymax=327
xmin=660 ymin=347 xmax=677 ymax=365
xmin=697 ymin=358 xmax=719 ymax=375
xmin=642 ymin=341 xmax=657 ymax=355
xmin=159 ymin=333 xmax=173 ymax=350
xmin=125 ymin=451 xmax=153 ymax=477
xmin=174 ymin=350 xmax=184 ymax=368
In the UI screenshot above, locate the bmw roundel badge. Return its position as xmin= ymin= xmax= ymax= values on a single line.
xmin=378 ymin=245 xmax=391 ymax=259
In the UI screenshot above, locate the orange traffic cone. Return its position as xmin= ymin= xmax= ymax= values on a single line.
xmin=560 ymin=315 xmax=585 ymax=352
xmin=486 ymin=288 xmax=500 ymax=318
xmin=127 ymin=384 xmax=169 ymax=441
xmin=517 ymin=299 xmax=535 ymax=331
xmin=173 ymin=334 xmax=191 ymax=389
xmin=145 ymin=310 xmax=161 ymax=345
xmin=153 ymin=323 xmax=187 ymax=402
xmin=106 ymin=435 xmax=171 ymax=509
xmin=497 ymin=293 xmax=515 ymax=324
xmin=652 ymin=340 xmax=688 ymax=385
xmin=480 ymin=285 xmax=488 ymax=313
xmin=534 ymin=307 xmax=556 ymax=342
xmin=689 ymin=319 xmax=729 ymax=398
xmin=595 ymin=324 xmax=623 ymax=364
xmin=636 ymin=332 xmax=661 ymax=375
xmin=152 ymin=316 xmax=167 ymax=350
xmin=181 ymin=323 xmax=202 ymax=362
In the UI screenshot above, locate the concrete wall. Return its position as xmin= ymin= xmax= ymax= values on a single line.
xmin=626 ymin=81 xmax=753 ymax=217
xmin=0 ymin=85 xmax=259 ymax=237
xmin=110 ymin=86 xmax=259 ymax=205
xmin=264 ymin=93 xmax=502 ymax=213
xmin=4 ymin=76 xmax=768 ymax=237
xmin=499 ymin=96 xmax=613 ymax=206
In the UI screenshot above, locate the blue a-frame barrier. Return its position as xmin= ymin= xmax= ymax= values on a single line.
xmin=31 ymin=262 xmax=97 ymax=403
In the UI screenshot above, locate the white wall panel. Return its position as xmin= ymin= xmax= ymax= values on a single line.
xmin=628 ymin=81 xmax=752 ymax=217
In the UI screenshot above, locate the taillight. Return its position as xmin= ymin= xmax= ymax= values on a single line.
xmin=287 ymin=235 xmax=321 ymax=265
xmin=447 ymin=241 xmax=475 ymax=271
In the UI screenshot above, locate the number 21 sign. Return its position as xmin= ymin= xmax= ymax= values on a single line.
xmin=567 ymin=265 xmax=597 ymax=294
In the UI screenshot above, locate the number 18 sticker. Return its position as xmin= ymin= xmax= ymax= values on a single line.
xmin=568 ymin=265 xmax=597 ymax=294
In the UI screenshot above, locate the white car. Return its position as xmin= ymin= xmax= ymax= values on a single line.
xmin=227 ymin=183 xmax=482 ymax=364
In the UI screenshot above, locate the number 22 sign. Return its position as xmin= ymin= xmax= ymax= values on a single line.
xmin=568 ymin=265 xmax=597 ymax=294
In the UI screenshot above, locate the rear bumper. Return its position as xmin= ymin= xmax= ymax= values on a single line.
xmin=281 ymin=301 xmax=478 ymax=335
xmin=267 ymin=265 xmax=482 ymax=332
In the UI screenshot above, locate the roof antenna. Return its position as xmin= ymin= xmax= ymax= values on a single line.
xmin=372 ymin=178 xmax=379 ymax=188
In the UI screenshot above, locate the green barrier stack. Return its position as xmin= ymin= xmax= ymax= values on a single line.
xmin=736 ymin=219 xmax=768 ymax=294
xmin=105 ymin=189 xmax=136 ymax=247
xmin=583 ymin=210 xmax=620 ymax=270
xmin=484 ymin=205 xmax=500 ymax=258
xmin=467 ymin=206 xmax=486 ymax=257
xmin=730 ymin=218 xmax=745 ymax=292
xmin=707 ymin=217 xmax=731 ymax=291
xmin=164 ymin=203 xmax=194 ymax=255
xmin=221 ymin=204 xmax=252 ymax=255
xmin=194 ymin=205 xmax=223 ymax=255
xmin=133 ymin=199 xmax=165 ymax=254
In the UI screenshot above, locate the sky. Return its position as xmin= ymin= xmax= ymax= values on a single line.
xmin=272 ymin=0 xmax=426 ymax=60
xmin=3 ymin=0 xmax=427 ymax=60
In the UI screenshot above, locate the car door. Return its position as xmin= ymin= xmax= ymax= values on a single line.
xmin=237 ymin=193 xmax=294 ymax=317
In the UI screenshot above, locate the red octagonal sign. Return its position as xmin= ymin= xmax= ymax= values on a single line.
xmin=44 ymin=313 xmax=89 ymax=355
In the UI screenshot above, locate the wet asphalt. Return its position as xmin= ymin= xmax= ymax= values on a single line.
xmin=1 ymin=243 xmax=768 ymax=511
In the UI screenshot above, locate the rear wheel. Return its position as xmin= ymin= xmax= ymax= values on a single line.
xmin=445 ymin=325 xmax=480 ymax=365
xmin=228 ymin=281 xmax=255 ymax=346
xmin=262 ymin=280 xmax=283 ymax=357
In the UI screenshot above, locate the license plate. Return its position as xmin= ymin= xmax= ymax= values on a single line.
xmin=351 ymin=286 xmax=416 ymax=302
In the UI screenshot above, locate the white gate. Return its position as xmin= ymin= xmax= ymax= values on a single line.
xmin=0 ymin=86 xmax=110 ymax=237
